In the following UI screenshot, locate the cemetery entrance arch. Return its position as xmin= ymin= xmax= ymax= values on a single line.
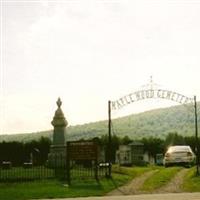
xmin=107 ymin=78 xmax=199 ymax=176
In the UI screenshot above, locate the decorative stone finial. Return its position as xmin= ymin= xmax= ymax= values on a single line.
xmin=57 ymin=97 xmax=62 ymax=108
xmin=51 ymin=97 xmax=68 ymax=127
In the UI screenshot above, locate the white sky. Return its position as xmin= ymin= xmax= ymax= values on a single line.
xmin=0 ymin=0 xmax=200 ymax=134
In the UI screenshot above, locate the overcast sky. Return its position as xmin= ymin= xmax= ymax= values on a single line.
xmin=1 ymin=0 xmax=200 ymax=134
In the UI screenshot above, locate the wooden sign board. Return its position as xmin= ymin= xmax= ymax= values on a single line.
xmin=67 ymin=141 xmax=98 ymax=160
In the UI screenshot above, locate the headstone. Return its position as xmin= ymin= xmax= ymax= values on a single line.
xmin=47 ymin=98 xmax=68 ymax=168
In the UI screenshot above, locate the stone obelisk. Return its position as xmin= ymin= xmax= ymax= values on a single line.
xmin=48 ymin=98 xmax=68 ymax=168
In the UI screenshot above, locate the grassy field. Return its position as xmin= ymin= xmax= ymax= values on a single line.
xmin=0 ymin=178 xmax=122 ymax=200
xmin=112 ymin=165 xmax=152 ymax=177
xmin=0 ymin=165 xmax=151 ymax=200
xmin=1 ymin=165 xmax=200 ymax=200
xmin=141 ymin=166 xmax=182 ymax=191
xmin=182 ymin=166 xmax=200 ymax=192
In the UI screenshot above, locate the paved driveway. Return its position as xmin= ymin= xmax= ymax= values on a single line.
xmin=41 ymin=192 xmax=200 ymax=200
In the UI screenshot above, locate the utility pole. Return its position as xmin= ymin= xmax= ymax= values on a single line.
xmin=108 ymin=100 xmax=112 ymax=177
xmin=194 ymin=96 xmax=199 ymax=175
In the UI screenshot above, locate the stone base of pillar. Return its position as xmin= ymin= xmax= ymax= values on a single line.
xmin=47 ymin=145 xmax=67 ymax=168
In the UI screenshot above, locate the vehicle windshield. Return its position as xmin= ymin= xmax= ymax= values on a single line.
xmin=167 ymin=146 xmax=191 ymax=153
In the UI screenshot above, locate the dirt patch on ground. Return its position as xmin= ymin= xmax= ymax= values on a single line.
xmin=154 ymin=168 xmax=189 ymax=193
xmin=107 ymin=168 xmax=189 ymax=196
xmin=107 ymin=170 xmax=158 ymax=196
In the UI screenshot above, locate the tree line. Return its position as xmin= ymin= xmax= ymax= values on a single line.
xmin=0 ymin=132 xmax=199 ymax=166
xmin=95 ymin=132 xmax=199 ymax=163
xmin=0 ymin=137 xmax=51 ymax=166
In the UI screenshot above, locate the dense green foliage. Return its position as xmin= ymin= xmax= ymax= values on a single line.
xmin=0 ymin=103 xmax=199 ymax=142
xmin=0 ymin=137 xmax=51 ymax=166
xmin=0 ymin=133 xmax=199 ymax=164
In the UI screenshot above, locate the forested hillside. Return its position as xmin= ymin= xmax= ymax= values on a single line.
xmin=0 ymin=102 xmax=199 ymax=142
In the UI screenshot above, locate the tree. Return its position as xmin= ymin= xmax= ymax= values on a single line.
xmin=164 ymin=132 xmax=185 ymax=150
xmin=142 ymin=137 xmax=164 ymax=162
xmin=121 ymin=135 xmax=133 ymax=145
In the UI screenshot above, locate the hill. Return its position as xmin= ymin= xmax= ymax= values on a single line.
xmin=0 ymin=102 xmax=199 ymax=142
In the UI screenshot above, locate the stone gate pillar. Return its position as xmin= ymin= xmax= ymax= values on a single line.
xmin=47 ymin=98 xmax=68 ymax=168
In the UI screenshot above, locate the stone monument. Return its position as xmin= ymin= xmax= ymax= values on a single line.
xmin=47 ymin=98 xmax=68 ymax=168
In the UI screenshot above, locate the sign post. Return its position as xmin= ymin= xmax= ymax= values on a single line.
xmin=194 ymin=96 xmax=199 ymax=175
xmin=108 ymin=100 xmax=112 ymax=177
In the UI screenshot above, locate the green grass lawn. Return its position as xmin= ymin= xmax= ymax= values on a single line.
xmin=0 ymin=165 xmax=151 ymax=200
xmin=3 ymin=165 xmax=199 ymax=200
xmin=182 ymin=166 xmax=200 ymax=192
xmin=112 ymin=165 xmax=152 ymax=177
xmin=0 ymin=177 xmax=122 ymax=200
xmin=141 ymin=166 xmax=182 ymax=191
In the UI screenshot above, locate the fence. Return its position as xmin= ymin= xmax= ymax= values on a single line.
xmin=69 ymin=161 xmax=110 ymax=180
xmin=0 ymin=156 xmax=109 ymax=182
xmin=0 ymin=165 xmax=54 ymax=182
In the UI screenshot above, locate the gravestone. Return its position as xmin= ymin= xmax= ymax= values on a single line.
xmin=47 ymin=98 xmax=68 ymax=168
